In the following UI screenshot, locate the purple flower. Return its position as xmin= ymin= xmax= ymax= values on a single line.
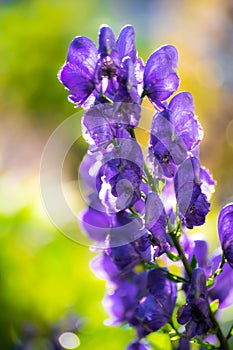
xmin=58 ymin=25 xmax=140 ymax=108
xmin=145 ymin=192 xmax=170 ymax=256
xmin=177 ymin=268 xmax=212 ymax=338
xmin=134 ymin=269 xmax=177 ymax=337
xmin=200 ymin=166 xmax=215 ymax=200
xmin=82 ymin=101 xmax=140 ymax=147
xmin=79 ymin=203 xmax=111 ymax=243
xmin=127 ymin=340 xmax=151 ymax=350
xmin=168 ymin=92 xmax=203 ymax=151
xmin=107 ymin=233 xmax=152 ymax=274
xmin=184 ymin=237 xmax=233 ymax=309
xmin=207 ymin=251 xmax=233 ymax=309
xmin=175 ymin=157 xmax=210 ymax=228
xmin=143 ymin=45 xmax=179 ymax=108
xmin=149 ymin=93 xmax=202 ymax=178
xmin=79 ymin=139 xmax=143 ymax=214
xmin=96 ymin=139 xmax=143 ymax=213
xmin=150 ymin=109 xmax=182 ymax=178
xmin=218 ymin=203 xmax=233 ymax=268
xmin=103 ymin=272 xmax=147 ymax=326
xmin=90 ymin=252 xmax=119 ymax=281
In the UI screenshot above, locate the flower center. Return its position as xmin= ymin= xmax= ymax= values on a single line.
xmin=101 ymin=56 xmax=117 ymax=79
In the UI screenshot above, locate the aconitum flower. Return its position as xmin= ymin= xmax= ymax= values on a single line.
xmin=143 ymin=45 xmax=179 ymax=108
xmin=175 ymin=157 xmax=210 ymax=228
xmin=150 ymin=92 xmax=203 ymax=178
xmin=177 ymin=268 xmax=212 ymax=338
xmin=96 ymin=139 xmax=143 ymax=213
xmin=218 ymin=203 xmax=233 ymax=268
xmin=107 ymin=232 xmax=152 ymax=273
xmin=207 ymin=251 xmax=233 ymax=309
xmin=58 ymin=25 xmax=140 ymax=108
xmin=82 ymin=101 xmax=140 ymax=147
xmin=145 ymin=192 xmax=170 ymax=256
xmin=184 ymin=237 xmax=233 ymax=309
xmin=134 ymin=269 xmax=177 ymax=338
xmin=103 ymin=272 xmax=147 ymax=326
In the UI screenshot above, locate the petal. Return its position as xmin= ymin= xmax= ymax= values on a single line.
xmin=136 ymin=295 xmax=169 ymax=331
xmin=59 ymin=62 xmax=95 ymax=105
xmin=224 ymin=242 xmax=233 ymax=268
xmin=150 ymin=110 xmax=187 ymax=176
xmin=144 ymin=45 xmax=179 ymax=102
xmin=98 ymin=25 xmax=117 ymax=57
xmin=209 ymin=260 xmax=233 ymax=308
xmin=145 ymin=192 xmax=169 ymax=255
xmin=177 ymin=305 xmax=192 ymax=324
xmin=116 ymin=25 xmax=136 ymax=62
xmin=175 ymin=158 xmax=201 ymax=222
xmin=66 ymin=36 xmax=98 ymax=70
xmin=168 ymin=92 xmax=203 ymax=151
xmin=108 ymin=244 xmax=141 ymax=272
xmin=135 ymin=57 xmax=145 ymax=84
xmin=90 ymin=253 xmax=119 ymax=280
xmin=147 ymin=269 xmax=177 ymax=314
xmin=78 ymin=205 xmax=111 ymax=242
xmin=193 ymin=240 xmax=208 ymax=268
xmin=200 ymin=166 xmax=216 ymax=200
xmin=121 ymin=57 xmax=140 ymax=104
xmin=218 ymin=203 xmax=233 ymax=250
xmin=189 ymin=268 xmax=208 ymax=299
xmin=82 ymin=105 xmax=113 ymax=146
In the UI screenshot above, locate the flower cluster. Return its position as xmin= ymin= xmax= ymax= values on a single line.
xmin=59 ymin=25 xmax=233 ymax=350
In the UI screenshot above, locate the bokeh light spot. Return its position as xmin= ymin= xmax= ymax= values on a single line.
xmin=58 ymin=332 xmax=80 ymax=349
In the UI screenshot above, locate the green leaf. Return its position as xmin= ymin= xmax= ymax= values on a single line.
xmin=190 ymin=254 xmax=197 ymax=270
xmin=166 ymin=251 xmax=180 ymax=262
xmin=210 ymin=299 xmax=219 ymax=314
xmin=206 ymin=276 xmax=215 ymax=288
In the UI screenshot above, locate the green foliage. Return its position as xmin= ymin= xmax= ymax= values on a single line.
xmin=0 ymin=175 xmax=135 ymax=348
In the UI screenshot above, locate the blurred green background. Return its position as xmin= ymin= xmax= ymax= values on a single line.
xmin=1 ymin=0 xmax=233 ymax=349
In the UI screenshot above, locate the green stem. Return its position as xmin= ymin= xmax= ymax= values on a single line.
xmin=169 ymin=225 xmax=229 ymax=350
xmin=168 ymin=228 xmax=192 ymax=280
xmin=227 ymin=324 xmax=233 ymax=340
xmin=143 ymin=161 xmax=157 ymax=193
xmin=209 ymin=311 xmax=230 ymax=350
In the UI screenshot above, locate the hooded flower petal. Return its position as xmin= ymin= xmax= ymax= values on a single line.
xmin=144 ymin=45 xmax=179 ymax=104
xmin=150 ymin=109 xmax=187 ymax=178
xmin=177 ymin=268 xmax=212 ymax=338
xmin=168 ymin=92 xmax=203 ymax=151
xmin=116 ymin=25 xmax=136 ymax=63
xmin=218 ymin=203 xmax=233 ymax=268
xmin=78 ymin=201 xmax=111 ymax=243
xmin=98 ymin=25 xmax=117 ymax=58
xmin=208 ymin=252 xmax=233 ymax=308
xmin=135 ymin=269 xmax=177 ymax=334
xmin=200 ymin=166 xmax=215 ymax=200
xmin=98 ymin=139 xmax=143 ymax=213
xmin=145 ymin=192 xmax=170 ymax=256
xmin=90 ymin=253 xmax=119 ymax=281
xmin=175 ymin=157 xmax=210 ymax=228
xmin=103 ymin=272 xmax=147 ymax=325
xmin=58 ymin=36 xmax=98 ymax=106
